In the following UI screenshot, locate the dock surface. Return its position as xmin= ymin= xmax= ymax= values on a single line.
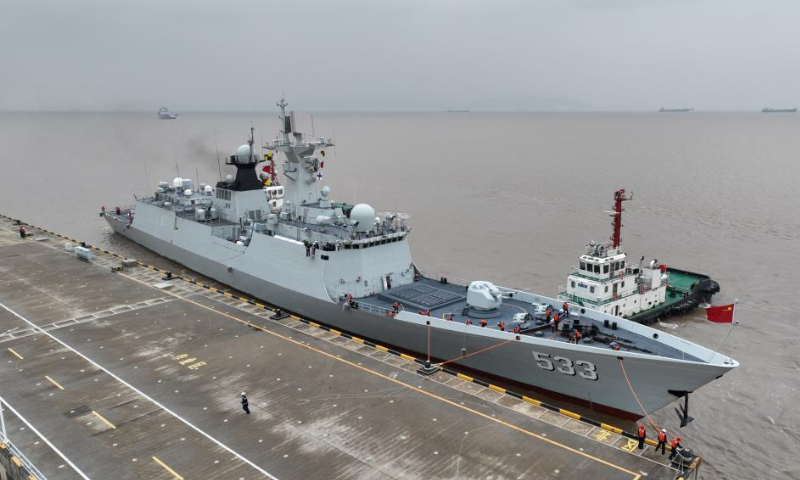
xmin=0 ymin=218 xmax=679 ymax=480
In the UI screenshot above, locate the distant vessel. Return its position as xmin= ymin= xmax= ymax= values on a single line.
xmin=659 ymin=108 xmax=694 ymax=113
xmin=761 ymin=107 xmax=797 ymax=113
xmin=157 ymin=107 xmax=178 ymax=119
xmin=559 ymin=189 xmax=720 ymax=325
xmin=104 ymin=97 xmax=737 ymax=419
xmin=446 ymin=109 xmax=469 ymax=113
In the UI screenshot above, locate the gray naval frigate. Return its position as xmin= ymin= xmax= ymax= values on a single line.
xmin=106 ymin=98 xmax=738 ymax=419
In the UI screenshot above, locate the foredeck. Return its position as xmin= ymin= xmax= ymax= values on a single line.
xmin=359 ymin=277 xmax=701 ymax=362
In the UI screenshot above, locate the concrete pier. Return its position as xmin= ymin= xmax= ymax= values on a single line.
xmin=0 ymin=217 xmax=683 ymax=480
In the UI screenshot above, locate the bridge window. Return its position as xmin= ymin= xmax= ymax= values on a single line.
xmin=603 ymin=265 xmax=609 ymax=274
xmin=594 ymin=264 xmax=600 ymax=274
xmin=580 ymin=261 xmax=586 ymax=271
xmin=590 ymin=286 xmax=595 ymax=293
xmin=571 ymin=281 xmax=576 ymax=288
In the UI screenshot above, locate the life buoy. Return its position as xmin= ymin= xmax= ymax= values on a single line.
xmin=618 ymin=271 xmax=624 ymax=278
xmin=613 ymin=293 xmax=618 ymax=300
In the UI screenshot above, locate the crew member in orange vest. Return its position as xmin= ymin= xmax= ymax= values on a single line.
xmin=552 ymin=313 xmax=560 ymax=331
xmin=498 ymin=321 xmax=506 ymax=331
xmin=669 ymin=436 xmax=683 ymax=460
xmin=480 ymin=319 xmax=487 ymax=327
xmin=562 ymin=301 xmax=570 ymax=318
xmin=656 ymin=428 xmax=668 ymax=455
xmin=637 ymin=424 xmax=646 ymax=449
xmin=570 ymin=329 xmax=582 ymax=344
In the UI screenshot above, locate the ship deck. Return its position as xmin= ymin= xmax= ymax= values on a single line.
xmin=358 ymin=278 xmax=702 ymax=362
xmin=0 ymin=216 xmax=682 ymax=480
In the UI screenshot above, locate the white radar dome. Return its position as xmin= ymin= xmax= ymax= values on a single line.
xmin=236 ymin=144 xmax=252 ymax=161
xmin=225 ymin=174 xmax=234 ymax=182
xmin=350 ymin=204 xmax=376 ymax=233
xmin=172 ymin=177 xmax=183 ymax=188
xmin=184 ymin=189 xmax=193 ymax=196
xmin=321 ymin=186 xmax=330 ymax=198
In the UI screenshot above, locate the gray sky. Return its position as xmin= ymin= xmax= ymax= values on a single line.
xmin=1 ymin=0 xmax=798 ymax=111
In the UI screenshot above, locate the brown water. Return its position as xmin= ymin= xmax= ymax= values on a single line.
xmin=1 ymin=111 xmax=798 ymax=479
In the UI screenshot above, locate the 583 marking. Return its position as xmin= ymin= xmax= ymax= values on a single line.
xmin=532 ymin=351 xmax=598 ymax=381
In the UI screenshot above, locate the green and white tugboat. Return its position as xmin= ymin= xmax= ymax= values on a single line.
xmin=559 ymin=189 xmax=720 ymax=325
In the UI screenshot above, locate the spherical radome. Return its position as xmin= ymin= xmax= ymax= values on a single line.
xmin=350 ymin=204 xmax=376 ymax=232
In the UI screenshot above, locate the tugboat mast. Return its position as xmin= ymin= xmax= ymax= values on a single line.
xmin=610 ymin=188 xmax=632 ymax=248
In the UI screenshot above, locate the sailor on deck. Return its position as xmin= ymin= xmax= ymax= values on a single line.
xmin=562 ymin=301 xmax=570 ymax=318
xmin=570 ymin=328 xmax=582 ymax=344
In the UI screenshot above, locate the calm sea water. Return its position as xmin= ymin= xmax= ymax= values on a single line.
xmin=1 ymin=111 xmax=798 ymax=479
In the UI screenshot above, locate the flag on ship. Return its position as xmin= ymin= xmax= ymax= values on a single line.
xmin=706 ymin=303 xmax=735 ymax=323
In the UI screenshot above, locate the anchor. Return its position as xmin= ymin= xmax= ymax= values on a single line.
xmin=669 ymin=390 xmax=694 ymax=427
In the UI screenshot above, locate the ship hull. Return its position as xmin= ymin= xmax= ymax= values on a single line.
xmin=106 ymin=209 xmax=734 ymax=419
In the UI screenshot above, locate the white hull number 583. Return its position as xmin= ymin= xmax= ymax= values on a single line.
xmin=532 ymin=351 xmax=598 ymax=381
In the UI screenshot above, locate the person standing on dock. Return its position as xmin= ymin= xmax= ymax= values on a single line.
xmin=18 ymin=225 xmax=26 ymax=239
xmin=669 ymin=436 xmax=682 ymax=460
xmin=241 ymin=393 xmax=250 ymax=414
xmin=637 ymin=424 xmax=646 ymax=449
xmin=656 ymin=428 xmax=668 ymax=455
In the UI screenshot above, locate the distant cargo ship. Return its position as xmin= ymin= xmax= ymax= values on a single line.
xmin=446 ymin=109 xmax=469 ymax=113
xmin=658 ymin=108 xmax=694 ymax=113
xmin=157 ymin=107 xmax=179 ymax=119
xmin=761 ymin=107 xmax=797 ymax=113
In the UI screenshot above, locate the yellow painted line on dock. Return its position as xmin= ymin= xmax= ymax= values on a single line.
xmin=329 ymin=328 xmax=342 ymax=336
xmin=120 ymin=272 xmax=642 ymax=480
xmin=91 ymin=410 xmax=117 ymax=429
xmin=152 ymin=456 xmax=184 ymax=480
xmin=7 ymin=347 xmax=23 ymax=360
xmin=45 ymin=375 xmax=64 ymax=390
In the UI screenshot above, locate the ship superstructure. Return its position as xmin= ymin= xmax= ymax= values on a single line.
xmin=105 ymin=98 xmax=737 ymax=420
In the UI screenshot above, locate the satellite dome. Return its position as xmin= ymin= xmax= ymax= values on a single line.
xmin=236 ymin=144 xmax=252 ymax=162
xmin=184 ymin=188 xmax=193 ymax=196
xmin=172 ymin=177 xmax=183 ymax=188
xmin=225 ymin=174 xmax=234 ymax=182
xmin=321 ymin=186 xmax=330 ymax=198
xmin=350 ymin=204 xmax=376 ymax=233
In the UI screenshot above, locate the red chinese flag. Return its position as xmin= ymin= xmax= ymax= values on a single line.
xmin=262 ymin=165 xmax=271 ymax=173
xmin=706 ymin=304 xmax=735 ymax=323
